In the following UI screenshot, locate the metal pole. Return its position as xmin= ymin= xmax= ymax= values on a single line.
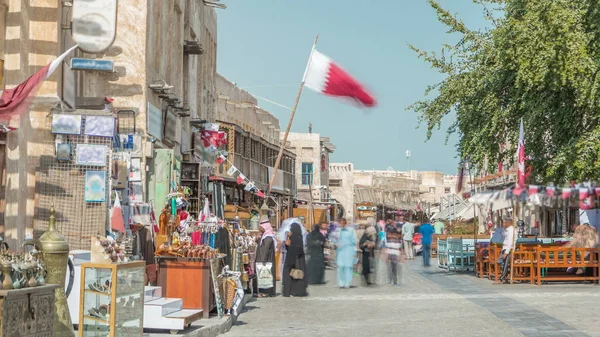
xmin=266 ymin=34 xmax=319 ymax=199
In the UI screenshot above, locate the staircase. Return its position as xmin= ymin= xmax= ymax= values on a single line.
xmin=143 ymin=286 xmax=203 ymax=333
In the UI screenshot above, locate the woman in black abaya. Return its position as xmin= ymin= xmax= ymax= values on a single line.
xmin=306 ymin=224 xmax=326 ymax=285
xmin=282 ymin=223 xmax=308 ymax=297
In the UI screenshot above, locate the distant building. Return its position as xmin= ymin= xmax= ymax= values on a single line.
xmin=329 ymin=163 xmax=355 ymax=220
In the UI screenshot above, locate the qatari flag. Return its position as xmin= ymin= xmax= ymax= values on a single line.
xmin=303 ymin=49 xmax=376 ymax=107
xmin=0 ymin=45 xmax=78 ymax=119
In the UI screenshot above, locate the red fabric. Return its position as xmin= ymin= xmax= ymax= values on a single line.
xmin=561 ymin=188 xmax=572 ymax=200
xmin=0 ymin=64 xmax=50 ymax=118
xmin=216 ymin=154 xmax=225 ymax=165
xmin=546 ymin=187 xmax=556 ymax=197
xmin=257 ymin=190 xmax=265 ymax=198
xmin=517 ymin=119 xmax=526 ymax=187
xmin=528 ymin=185 xmax=539 ymax=196
xmin=322 ymin=62 xmax=376 ymax=107
xmin=191 ymin=231 xmax=201 ymax=245
xmin=110 ymin=206 xmax=126 ymax=233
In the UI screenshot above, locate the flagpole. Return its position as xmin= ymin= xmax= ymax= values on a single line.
xmin=265 ymin=34 xmax=319 ymax=202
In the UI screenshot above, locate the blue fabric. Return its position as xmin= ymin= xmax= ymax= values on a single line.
xmin=335 ymin=227 xmax=357 ymax=268
xmin=422 ymin=244 xmax=431 ymax=266
xmin=337 ymin=266 xmax=353 ymax=287
xmin=419 ymin=223 xmax=435 ymax=245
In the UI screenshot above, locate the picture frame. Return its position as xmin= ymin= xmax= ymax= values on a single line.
xmin=84 ymin=171 xmax=106 ymax=202
xmin=56 ymin=143 xmax=72 ymax=161
xmin=76 ymin=144 xmax=107 ymax=166
xmin=51 ymin=114 xmax=82 ymax=135
xmin=84 ymin=115 xmax=116 ymax=137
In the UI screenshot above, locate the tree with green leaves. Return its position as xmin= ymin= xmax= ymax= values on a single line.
xmin=410 ymin=0 xmax=600 ymax=184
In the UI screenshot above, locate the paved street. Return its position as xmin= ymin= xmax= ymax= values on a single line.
xmin=225 ymin=260 xmax=600 ymax=337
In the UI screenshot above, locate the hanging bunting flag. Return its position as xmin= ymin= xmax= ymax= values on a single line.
xmin=516 ymin=118 xmax=526 ymax=187
xmin=546 ymin=186 xmax=556 ymax=197
xmin=513 ymin=185 xmax=524 ymax=196
xmin=236 ymin=174 xmax=246 ymax=185
xmin=0 ymin=124 xmax=16 ymax=133
xmin=579 ymin=188 xmax=590 ymax=200
xmin=561 ymin=188 xmax=572 ymax=200
xmin=580 ymin=188 xmax=594 ymax=210
xmin=595 ymin=187 xmax=600 ymax=197
xmin=244 ymin=182 xmax=255 ymax=192
xmin=216 ymin=154 xmax=226 ymax=165
xmin=257 ymin=190 xmax=265 ymax=198
xmin=110 ymin=193 xmax=126 ymax=233
xmin=528 ymin=185 xmax=540 ymax=196
xmin=226 ymin=165 xmax=237 ymax=176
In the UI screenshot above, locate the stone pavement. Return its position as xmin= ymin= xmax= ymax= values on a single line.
xmin=223 ymin=259 xmax=600 ymax=337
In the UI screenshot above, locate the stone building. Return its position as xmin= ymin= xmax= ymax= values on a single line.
xmin=284 ymin=132 xmax=335 ymax=202
xmin=213 ymin=75 xmax=296 ymax=223
xmin=329 ymin=163 xmax=354 ymax=220
xmin=353 ymin=169 xmax=421 ymax=216
xmin=1 ymin=0 xmax=218 ymax=249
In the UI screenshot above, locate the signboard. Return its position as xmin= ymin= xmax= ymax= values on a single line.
xmin=71 ymin=58 xmax=114 ymax=72
xmin=72 ymin=0 xmax=118 ymax=53
xmin=147 ymin=103 xmax=163 ymax=141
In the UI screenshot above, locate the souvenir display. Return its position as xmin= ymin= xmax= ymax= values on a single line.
xmin=76 ymin=144 xmax=107 ymax=166
xmin=84 ymin=115 xmax=116 ymax=137
xmin=92 ymin=235 xmax=130 ymax=263
xmin=0 ymin=249 xmax=47 ymax=290
xmin=154 ymin=242 xmax=220 ymax=259
xmin=51 ymin=113 xmax=82 ymax=135
xmin=56 ymin=143 xmax=72 ymax=161
xmin=79 ymin=261 xmax=145 ymax=337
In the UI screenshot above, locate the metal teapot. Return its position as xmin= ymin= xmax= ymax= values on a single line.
xmin=23 ymin=205 xmax=75 ymax=336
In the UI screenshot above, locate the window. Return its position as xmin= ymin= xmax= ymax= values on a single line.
xmin=301 ymin=162 xmax=313 ymax=185
xmin=444 ymin=187 xmax=451 ymax=194
xmin=329 ymin=179 xmax=342 ymax=187
xmin=429 ymin=187 xmax=436 ymax=194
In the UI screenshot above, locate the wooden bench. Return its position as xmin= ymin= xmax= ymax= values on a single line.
xmin=475 ymin=242 xmax=490 ymax=278
xmin=488 ymin=243 xmax=542 ymax=283
xmin=535 ymin=247 xmax=600 ymax=285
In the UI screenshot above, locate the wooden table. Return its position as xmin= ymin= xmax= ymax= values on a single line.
xmin=0 ymin=284 xmax=59 ymax=337
xmin=157 ymin=258 xmax=214 ymax=318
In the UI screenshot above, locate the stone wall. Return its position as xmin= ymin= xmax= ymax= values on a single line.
xmin=329 ymin=163 xmax=354 ymax=220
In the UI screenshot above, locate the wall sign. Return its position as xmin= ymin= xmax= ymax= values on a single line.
xmin=72 ymin=0 xmax=118 ymax=53
xmin=147 ymin=102 xmax=163 ymax=141
xmin=71 ymin=58 xmax=114 ymax=72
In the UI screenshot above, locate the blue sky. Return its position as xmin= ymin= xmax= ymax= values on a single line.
xmin=217 ymin=0 xmax=489 ymax=174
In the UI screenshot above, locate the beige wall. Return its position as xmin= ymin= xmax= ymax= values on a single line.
xmin=2 ymin=0 xmax=217 ymax=248
xmin=329 ymin=163 xmax=354 ymax=220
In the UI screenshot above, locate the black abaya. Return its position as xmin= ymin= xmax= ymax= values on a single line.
xmin=360 ymin=233 xmax=373 ymax=285
xmin=283 ymin=223 xmax=308 ymax=297
xmin=306 ymin=228 xmax=326 ymax=285
xmin=254 ymin=236 xmax=276 ymax=296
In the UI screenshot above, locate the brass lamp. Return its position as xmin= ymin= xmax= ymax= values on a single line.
xmin=24 ymin=205 xmax=75 ymax=336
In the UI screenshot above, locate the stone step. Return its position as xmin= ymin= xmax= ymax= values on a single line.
xmin=144 ymin=285 xmax=162 ymax=302
xmin=144 ymin=298 xmax=183 ymax=316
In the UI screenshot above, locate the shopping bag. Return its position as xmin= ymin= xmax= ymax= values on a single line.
xmin=257 ymin=262 xmax=274 ymax=289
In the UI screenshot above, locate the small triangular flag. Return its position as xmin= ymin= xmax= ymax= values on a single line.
xmin=257 ymin=190 xmax=265 ymax=198
xmin=236 ymin=174 xmax=246 ymax=185
xmin=227 ymin=165 xmax=237 ymax=176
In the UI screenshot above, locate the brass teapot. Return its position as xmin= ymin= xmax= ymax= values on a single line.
xmin=23 ymin=205 xmax=75 ymax=336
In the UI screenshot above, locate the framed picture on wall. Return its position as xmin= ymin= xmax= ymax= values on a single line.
xmin=76 ymin=144 xmax=107 ymax=166
xmin=51 ymin=114 xmax=82 ymax=135
xmin=56 ymin=143 xmax=72 ymax=161
xmin=84 ymin=171 xmax=106 ymax=202
xmin=84 ymin=115 xmax=116 ymax=137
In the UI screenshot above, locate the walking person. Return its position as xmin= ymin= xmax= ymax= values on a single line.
xmin=334 ymin=218 xmax=356 ymax=289
xmin=254 ymin=215 xmax=277 ymax=297
xmin=385 ymin=226 xmax=402 ymax=285
xmin=418 ymin=219 xmax=435 ymax=267
xmin=359 ymin=225 xmax=376 ymax=286
xmin=495 ymin=216 xmax=515 ymax=284
xmin=400 ymin=215 xmax=415 ymax=260
xmin=282 ymin=222 xmax=308 ymax=297
xmin=306 ymin=223 xmax=327 ymax=285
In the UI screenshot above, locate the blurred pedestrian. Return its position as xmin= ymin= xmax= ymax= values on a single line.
xmin=335 ymin=218 xmax=356 ymax=289
xmin=360 ymin=225 xmax=376 ymax=286
xmin=283 ymin=222 xmax=308 ymax=297
xmin=418 ymin=219 xmax=435 ymax=267
xmin=386 ymin=226 xmax=402 ymax=285
xmin=401 ymin=215 xmax=415 ymax=260
xmin=254 ymin=216 xmax=276 ymax=297
xmin=306 ymin=224 xmax=327 ymax=285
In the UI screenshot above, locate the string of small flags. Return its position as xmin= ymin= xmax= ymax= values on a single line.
xmin=510 ymin=183 xmax=600 ymax=210
xmin=201 ymin=123 xmax=265 ymax=198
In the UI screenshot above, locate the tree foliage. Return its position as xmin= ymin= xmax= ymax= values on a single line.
xmin=410 ymin=0 xmax=600 ymax=184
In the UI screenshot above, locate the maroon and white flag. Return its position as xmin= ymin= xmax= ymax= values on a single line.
xmin=303 ymin=49 xmax=376 ymax=107
xmin=516 ymin=118 xmax=526 ymax=187
xmin=0 ymin=45 xmax=78 ymax=120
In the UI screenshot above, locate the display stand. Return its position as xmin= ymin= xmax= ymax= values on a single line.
xmin=78 ymin=261 xmax=145 ymax=337
xmin=157 ymin=256 xmax=223 ymax=319
xmin=0 ymin=284 xmax=59 ymax=337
